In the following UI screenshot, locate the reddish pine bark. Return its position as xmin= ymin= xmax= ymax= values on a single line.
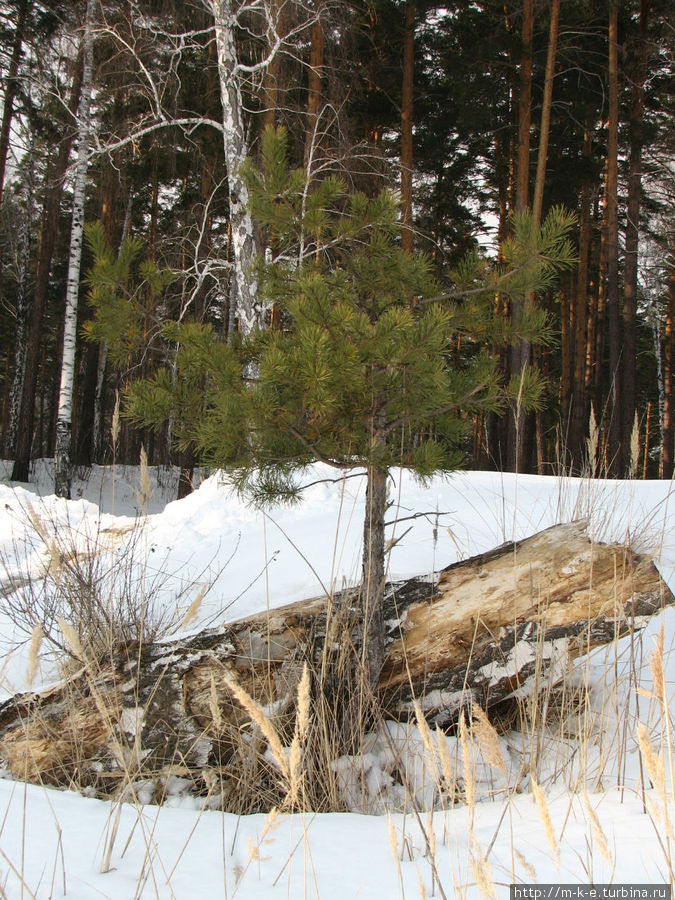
xmin=400 ymin=0 xmax=415 ymax=253
xmin=621 ymin=0 xmax=650 ymax=456
xmin=606 ymin=0 xmax=621 ymax=471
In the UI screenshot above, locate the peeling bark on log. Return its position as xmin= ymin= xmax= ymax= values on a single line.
xmin=0 ymin=521 xmax=671 ymax=790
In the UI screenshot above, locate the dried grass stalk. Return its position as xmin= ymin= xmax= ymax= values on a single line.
xmin=583 ymin=793 xmax=613 ymax=866
xmin=26 ymin=624 xmax=43 ymax=687
xmin=221 ymin=670 xmax=290 ymax=783
xmin=531 ymin=777 xmax=560 ymax=865
xmin=471 ymin=704 xmax=506 ymax=773
xmin=181 ymin=584 xmax=207 ymax=630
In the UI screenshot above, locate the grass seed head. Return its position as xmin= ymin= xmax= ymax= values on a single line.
xmin=531 ymin=777 xmax=560 ymax=865
xmin=471 ymin=704 xmax=506 ymax=773
xmin=26 ymin=623 xmax=43 ymax=687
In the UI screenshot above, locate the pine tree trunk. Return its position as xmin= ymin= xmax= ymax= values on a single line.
xmin=209 ymin=0 xmax=260 ymax=337
xmin=663 ymin=235 xmax=675 ymax=476
xmin=584 ymin=186 xmax=601 ymax=422
xmin=570 ymin=123 xmax=594 ymax=467
xmin=91 ymin=342 xmax=108 ymax=462
xmin=530 ymin=0 xmax=559 ymax=474
xmin=11 ymin=49 xmax=84 ymax=483
xmin=560 ymin=274 xmax=572 ymax=439
xmin=0 ymin=0 xmax=29 ymax=207
xmin=5 ymin=140 xmax=35 ymax=458
xmin=606 ymin=0 xmax=621 ymax=472
xmin=593 ymin=163 xmax=609 ymax=420
xmin=262 ymin=0 xmax=282 ymax=133
xmin=304 ymin=0 xmax=324 ymax=170
xmin=54 ymin=0 xmax=96 ymax=499
xmin=531 ymin=0 xmax=559 ymax=226
xmin=621 ymin=0 xmax=649 ymax=458
xmin=506 ymin=0 xmax=533 ymax=472
xmin=362 ymin=462 xmax=388 ymax=690
xmin=514 ymin=0 xmax=533 ymax=214
xmin=400 ymin=0 xmax=415 ymax=254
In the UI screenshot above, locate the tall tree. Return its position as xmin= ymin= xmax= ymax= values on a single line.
xmin=621 ymin=0 xmax=650 ymax=458
xmin=0 ymin=0 xmax=29 ymax=207
xmin=400 ymin=0 xmax=415 ymax=252
xmin=304 ymin=0 xmax=325 ymax=168
xmin=54 ymin=0 xmax=96 ymax=498
xmin=606 ymin=0 xmax=621 ymax=470
xmin=204 ymin=0 xmax=318 ymax=336
xmin=531 ymin=0 xmax=560 ymax=226
xmin=506 ymin=0 xmax=534 ymax=472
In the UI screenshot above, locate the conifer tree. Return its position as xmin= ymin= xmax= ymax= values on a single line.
xmin=127 ymin=127 xmax=575 ymax=687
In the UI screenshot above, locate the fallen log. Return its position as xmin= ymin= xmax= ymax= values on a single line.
xmin=0 ymin=520 xmax=670 ymax=794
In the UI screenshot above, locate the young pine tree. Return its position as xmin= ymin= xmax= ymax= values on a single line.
xmin=127 ymin=126 xmax=575 ymax=688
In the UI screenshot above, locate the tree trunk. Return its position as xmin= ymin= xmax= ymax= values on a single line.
xmin=530 ymin=0 xmax=559 ymax=473
xmin=570 ymin=122 xmax=594 ymax=467
xmin=560 ymin=275 xmax=571 ymax=439
xmin=514 ymin=0 xmax=533 ymax=214
xmin=593 ymin=165 xmax=608 ymax=420
xmin=621 ymin=0 xmax=649 ymax=459
xmin=54 ymin=0 xmax=96 ymax=499
xmin=362 ymin=463 xmax=388 ymax=690
xmin=304 ymin=0 xmax=325 ymax=170
xmin=531 ymin=0 xmax=559 ymax=226
xmin=5 ymin=138 xmax=35 ymax=458
xmin=400 ymin=0 xmax=415 ymax=254
xmin=506 ymin=0 xmax=534 ymax=472
xmin=0 ymin=0 xmax=29 ymax=206
xmin=208 ymin=0 xmax=260 ymax=337
xmin=663 ymin=234 xmax=675 ymax=476
xmin=11 ymin=49 xmax=84 ymax=483
xmin=606 ymin=0 xmax=621 ymax=472
xmin=262 ymin=0 xmax=283 ymax=134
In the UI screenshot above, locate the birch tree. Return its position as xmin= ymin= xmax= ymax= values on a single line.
xmin=54 ymin=0 xmax=96 ymax=499
xmin=206 ymin=0 xmax=260 ymax=336
xmin=204 ymin=0 xmax=319 ymax=336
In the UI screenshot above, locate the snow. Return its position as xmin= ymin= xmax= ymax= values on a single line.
xmin=1 ymin=459 xmax=674 ymax=896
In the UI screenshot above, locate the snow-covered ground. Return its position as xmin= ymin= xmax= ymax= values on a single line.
xmin=0 ymin=459 xmax=674 ymax=897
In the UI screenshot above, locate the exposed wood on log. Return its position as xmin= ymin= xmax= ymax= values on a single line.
xmin=0 ymin=521 xmax=671 ymax=792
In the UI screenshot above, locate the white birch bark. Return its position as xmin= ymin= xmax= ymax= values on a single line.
xmin=54 ymin=0 xmax=96 ymax=498
xmin=207 ymin=0 xmax=261 ymax=337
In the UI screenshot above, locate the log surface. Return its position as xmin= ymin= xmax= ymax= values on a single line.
xmin=0 ymin=520 xmax=670 ymax=787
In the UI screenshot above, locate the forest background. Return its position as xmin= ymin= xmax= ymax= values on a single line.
xmin=0 ymin=0 xmax=673 ymax=494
